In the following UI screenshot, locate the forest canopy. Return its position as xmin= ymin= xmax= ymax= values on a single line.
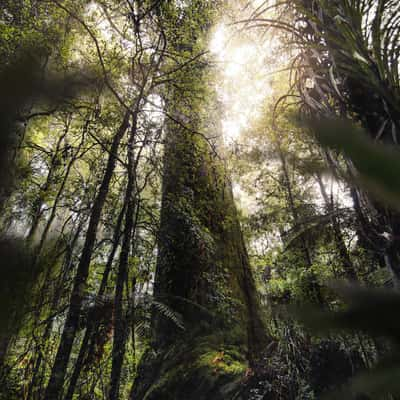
xmin=1 ymin=0 xmax=400 ymax=399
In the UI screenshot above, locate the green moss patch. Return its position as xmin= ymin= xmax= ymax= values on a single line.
xmin=132 ymin=342 xmax=248 ymax=400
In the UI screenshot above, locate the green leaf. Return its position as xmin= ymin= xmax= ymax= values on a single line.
xmin=313 ymin=119 xmax=400 ymax=210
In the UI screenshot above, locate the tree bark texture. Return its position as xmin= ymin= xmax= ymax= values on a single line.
xmin=131 ymin=115 xmax=269 ymax=400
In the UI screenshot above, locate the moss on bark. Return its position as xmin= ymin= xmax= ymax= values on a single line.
xmin=131 ymin=340 xmax=249 ymax=400
xmin=131 ymin=4 xmax=269 ymax=398
xmin=130 ymin=116 xmax=269 ymax=399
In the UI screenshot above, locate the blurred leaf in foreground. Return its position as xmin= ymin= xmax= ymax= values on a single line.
xmin=291 ymin=283 xmax=400 ymax=399
xmin=292 ymin=283 xmax=400 ymax=340
xmin=0 ymin=46 xmax=99 ymax=208
xmin=312 ymin=119 xmax=400 ymax=210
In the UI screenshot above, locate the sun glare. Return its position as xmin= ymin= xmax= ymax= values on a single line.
xmin=208 ymin=2 xmax=286 ymax=214
xmin=210 ymin=19 xmax=274 ymax=146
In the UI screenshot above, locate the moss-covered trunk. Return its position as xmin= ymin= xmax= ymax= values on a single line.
xmin=130 ymin=4 xmax=268 ymax=398
xmin=131 ymin=117 xmax=268 ymax=399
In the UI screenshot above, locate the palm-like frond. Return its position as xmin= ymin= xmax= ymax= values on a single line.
xmin=289 ymin=0 xmax=400 ymax=142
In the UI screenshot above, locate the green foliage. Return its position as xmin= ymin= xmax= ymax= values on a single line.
xmin=315 ymin=119 xmax=400 ymax=209
xmin=152 ymin=301 xmax=185 ymax=331
xmin=2 ymin=0 xmax=400 ymax=399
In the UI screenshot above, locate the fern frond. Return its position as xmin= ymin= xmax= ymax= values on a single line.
xmin=152 ymin=301 xmax=185 ymax=330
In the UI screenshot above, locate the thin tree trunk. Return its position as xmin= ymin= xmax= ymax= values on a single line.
xmin=27 ymin=222 xmax=83 ymax=400
xmin=276 ymin=139 xmax=323 ymax=303
xmin=109 ymin=114 xmax=139 ymax=400
xmin=26 ymin=117 xmax=71 ymax=241
xmin=34 ymin=115 xmax=88 ymax=259
xmin=315 ymin=174 xmax=357 ymax=281
xmin=350 ymin=186 xmax=392 ymax=279
xmin=63 ymin=200 xmax=126 ymax=400
xmin=43 ymin=110 xmax=131 ymax=400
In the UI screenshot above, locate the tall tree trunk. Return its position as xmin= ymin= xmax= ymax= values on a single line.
xmin=34 ymin=114 xmax=88 ymax=259
xmin=315 ymin=173 xmax=357 ymax=281
xmin=129 ymin=2 xmax=269 ymax=397
xmin=26 ymin=120 xmax=70 ymax=242
xmin=131 ymin=113 xmax=269 ymax=400
xmin=64 ymin=201 xmax=126 ymax=400
xmin=27 ymin=221 xmax=83 ymax=400
xmin=43 ymin=110 xmax=131 ymax=400
xmin=277 ymin=142 xmax=313 ymax=265
xmin=276 ymin=139 xmax=323 ymax=303
xmin=109 ymin=114 xmax=139 ymax=400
